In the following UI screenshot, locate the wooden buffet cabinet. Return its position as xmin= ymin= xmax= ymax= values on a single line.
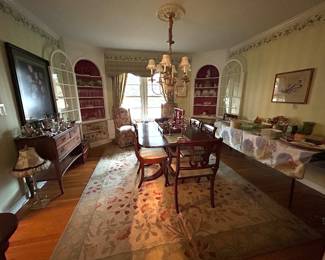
xmin=15 ymin=125 xmax=83 ymax=196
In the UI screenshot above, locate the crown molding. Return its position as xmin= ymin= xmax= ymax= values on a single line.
xmin=0 ymin=0 xmax=60 ymax=46
xmin=230 ymin=2 xmax=325 ymax=56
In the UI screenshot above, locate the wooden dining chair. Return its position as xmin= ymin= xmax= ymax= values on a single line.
xmin=168 ymin=138 xmax=223 ymax=213
xmin=133 ymin=124 xmax=168 ymax=188
xmin=190 ymin=118 xmax=202 ymax=128
xmin=201 ymin=123 xmax=217 ymax=138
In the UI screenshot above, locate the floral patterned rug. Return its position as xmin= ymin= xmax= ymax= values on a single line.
xmin=51 ymin=145 xmax=321 ymax=260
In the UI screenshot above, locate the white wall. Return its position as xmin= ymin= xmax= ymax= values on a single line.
xmin=0 ymin=9 xmax=58 ymax=212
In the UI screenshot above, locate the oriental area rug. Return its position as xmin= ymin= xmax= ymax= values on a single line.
xmin=51 ymin=146 xmax=321 ymax=260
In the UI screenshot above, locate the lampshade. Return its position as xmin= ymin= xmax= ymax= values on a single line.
xmin=12 ymin=147 xmax=50 ymax=178
xmin=146 ymin=59 xmax=156 ymax=70
xmin=179 ymin=56 xmax=190 ymax=68
xmin=160 ymin=54 xmax=171 ymax=66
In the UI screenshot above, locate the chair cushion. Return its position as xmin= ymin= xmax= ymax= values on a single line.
xmin=170 ymin=158 xmax=215 ymax=178
xmin=139 ymin=148 xmax=167 ymax=160
xmin=117 ymin=125 xmax=133 ymax=132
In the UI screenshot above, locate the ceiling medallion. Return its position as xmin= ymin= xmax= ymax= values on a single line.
xmin=157 ymin=3 xmax=185 ymax=22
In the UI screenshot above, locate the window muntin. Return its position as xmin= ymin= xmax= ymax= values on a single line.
xmin=122 ymin=73 xmax=165 ymax=121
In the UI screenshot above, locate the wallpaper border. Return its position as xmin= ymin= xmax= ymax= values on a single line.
xmin=0 ymin=0 xmax=60 ymax=47
xmin=230 ymin=10 xmax=325 ymax=57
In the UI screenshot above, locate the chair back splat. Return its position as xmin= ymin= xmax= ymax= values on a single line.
xmin=200 ymin=123 xmax=217 ymax=138
xmin=189 ymin=118 xmax=202 ymax=128
xmin=175 ymin=139 xmax=222 ymax=175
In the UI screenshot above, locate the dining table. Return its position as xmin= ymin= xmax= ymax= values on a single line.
xmin=136 ymin=121 xmax=215 ymax=185
xmin=137 ymin=121 xmax=214 ymax=147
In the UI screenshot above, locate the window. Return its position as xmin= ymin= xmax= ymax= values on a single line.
xmin=122 ymin=73 xmax=165 ymax=121
xmin=218 ymin=60 xmax=244 ymax=117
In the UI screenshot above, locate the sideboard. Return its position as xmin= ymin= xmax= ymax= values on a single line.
xmin=15 ymin=124 xmax=83 ymax=197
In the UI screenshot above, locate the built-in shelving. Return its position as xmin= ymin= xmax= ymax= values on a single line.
xmin=193 ymin=65 xmax=219 ymax=117
xmin=75 ymin=59 xmax=109 ymax=147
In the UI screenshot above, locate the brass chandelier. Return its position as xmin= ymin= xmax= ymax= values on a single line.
xmin=146 ymin=3 xmax=191 ymax=98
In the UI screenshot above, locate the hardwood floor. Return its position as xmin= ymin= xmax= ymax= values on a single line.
xmin=6 ymin=145 xmax=106 ymax=260
xmin=6 ymin=144 xmax=325 ymax=260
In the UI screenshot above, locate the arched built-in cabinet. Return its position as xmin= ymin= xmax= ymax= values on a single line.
xmin=193 ymin=65 xmax=219 ymax=119
xmin=50 ymin=50 xmax=80 ymax=121
xmin=217 ymin=59 xmax=245 ymax=117
xmin=75 ymin=59 xmax=110 ymax=147
xmin=50 ymin=51 xmax=111 ymax=147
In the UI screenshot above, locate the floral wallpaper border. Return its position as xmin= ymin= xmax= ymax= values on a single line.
xmin=0 ymin=0 xmax=60 ymax=47
xmin=230 ymin=12 xmax=325 ymax=57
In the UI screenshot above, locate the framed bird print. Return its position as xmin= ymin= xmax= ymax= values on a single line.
xmin=271 ymin=68 xmax=314 ymax=104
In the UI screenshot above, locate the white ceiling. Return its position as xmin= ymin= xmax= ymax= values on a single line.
xmin=15 ymin=0 xmax=325 ymax=52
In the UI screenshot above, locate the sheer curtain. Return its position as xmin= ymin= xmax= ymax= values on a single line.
xmin=112 ymin=73 xmax=128 ymax=109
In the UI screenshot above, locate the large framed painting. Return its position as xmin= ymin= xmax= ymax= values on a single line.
xmin=5 ymin=43 xmax=56 ymax=124
xmin=271 ymin=68 xmax=314 ymax=104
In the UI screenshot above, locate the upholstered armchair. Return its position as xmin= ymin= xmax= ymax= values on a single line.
xmin=112 ymin=107 xmax=134 ymax=148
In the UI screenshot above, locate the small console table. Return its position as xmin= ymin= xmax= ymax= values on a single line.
xmin=15 ymin=124 xmax=83 ymax=196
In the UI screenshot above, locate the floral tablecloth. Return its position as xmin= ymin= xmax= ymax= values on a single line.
xmin=215 ymin=121 xmax=318 ymax=179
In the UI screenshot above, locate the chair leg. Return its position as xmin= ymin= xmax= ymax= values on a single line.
xmin=210 ymin=176 xmax=215 ymax=208
xmin=138 ymin=163 xmax=144 ymax=189
xmin=174 ymin=178 xmax=179 ymax=214
xmin=163 ymin=160 xmax=169 ymax=187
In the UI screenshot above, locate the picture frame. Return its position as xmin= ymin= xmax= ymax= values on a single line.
xmin=176 ymin=83 xmax=187 ymax=97
xmin=271 ymin=68 xmax=314 ymax=104
xmin=5 ymin=42 xmax=56 ymax=124
xmin=175 ymin=79 xmax=188 ymax=97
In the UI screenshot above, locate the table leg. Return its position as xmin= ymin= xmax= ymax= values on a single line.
xmin=25 ymin=176 xmax=34 ymax=198
xmin=288 ymin=178 xmax=296 ymax=208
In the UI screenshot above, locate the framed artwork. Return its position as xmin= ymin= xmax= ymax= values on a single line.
xmin=5 ymin=43 xmax=56 ymax=124
xmin=271 ymin=68 xmax=314 ymax=104
xmin=176 ymin=86 xmax=187 ymax=97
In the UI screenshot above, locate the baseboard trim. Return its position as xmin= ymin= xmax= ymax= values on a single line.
xmin=8 ymin=181 xmax=47 ymax=214
xmin=9 ymin=195 xmax=28 ymax=214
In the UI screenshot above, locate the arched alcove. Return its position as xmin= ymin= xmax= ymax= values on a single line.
xmin=193 ymin=65 xmax=219 ymax=118
xmin=74 ymin=59 xmax=109 ymax=146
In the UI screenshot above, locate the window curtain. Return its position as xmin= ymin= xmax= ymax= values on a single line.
xmin=112 ymin=73 xmax=128 ymax=108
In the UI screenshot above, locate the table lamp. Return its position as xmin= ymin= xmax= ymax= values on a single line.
xmin=12 ymin=146 xmax=51 ymax=209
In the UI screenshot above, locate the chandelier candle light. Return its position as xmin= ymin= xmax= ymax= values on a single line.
xmin=146 ymin=3 xmax=191 ymax=98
